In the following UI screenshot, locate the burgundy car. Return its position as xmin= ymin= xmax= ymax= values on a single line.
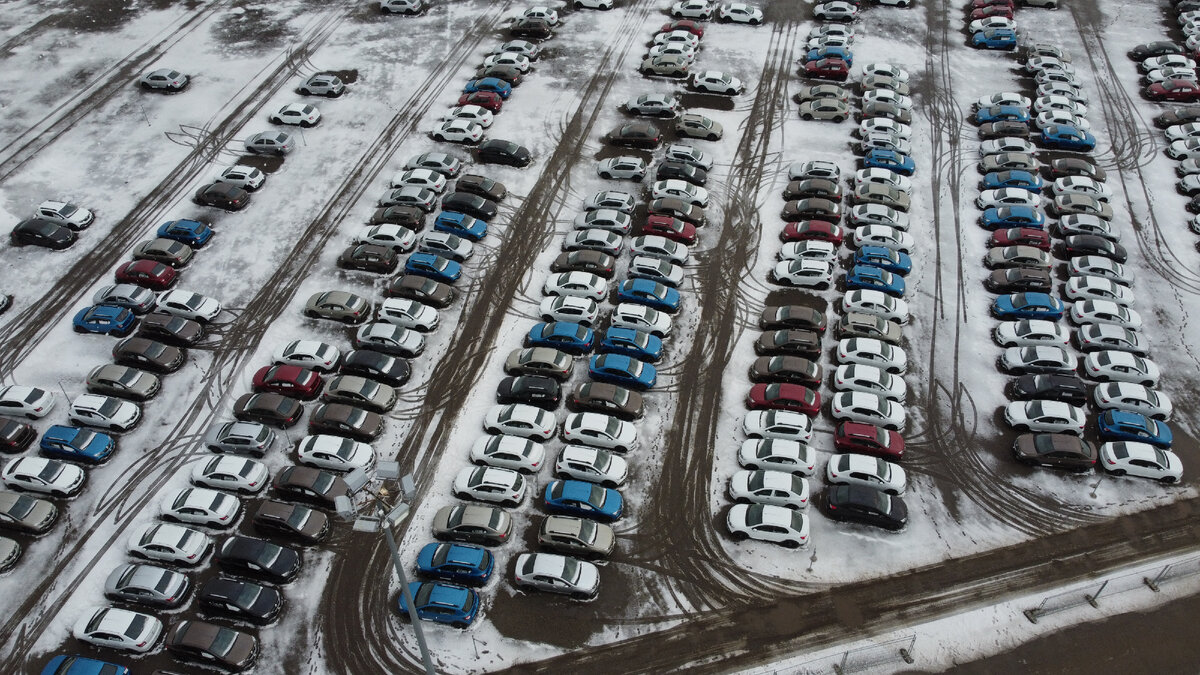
xmin=641 ymin=215 xmax=697 ymax=245
xmin=660 ymin=19 xmax=704 ymax=36
xmin=1145 ymin=79 xmax=1200 ymax=102
xmin=970 ymin=5 xmax=1012 ymax=19
xmin=115 ymin=260 xmax=178 ymax=291
xmin=990 ymin=227 xmax=1050 ymax=250
xmin=746 ymin=383 xmax=821 ymax=415
xmin=781 ymin=220 xmax=844 ymax=244
xmin=834 ymin=421 xmax=905 ymax=460
xmin=457 ymin=91 xmax=503 ymax=112
xmin=251 ymin=365 xmax=324 ymax=400
xmin=971 ymin=0 xmax=1013 ymax=7
xmin=804 ymin=58 xmax=850 ymax=82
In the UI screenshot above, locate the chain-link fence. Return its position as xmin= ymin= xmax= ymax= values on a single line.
xmin=1024 ymin=554 xmax=1200 ymax=624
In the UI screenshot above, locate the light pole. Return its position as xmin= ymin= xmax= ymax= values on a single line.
xmin=336 ymin=462 xmax=437 ymax=675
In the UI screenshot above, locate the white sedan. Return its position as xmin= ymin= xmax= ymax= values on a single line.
xmin=851 ymin=225 xmax=914 ymax=253
xmin=1098 ymin=442 xmax=1183 ymax=483
xmin=1004 ymin=400 xmax=1086 ymax=435
xmin=484 ymin=404 xmax=557 ymax=441
xmin=1166 ymin=122 xmax=1200 ymax=142
xmin=1035 ymin=109 xmax=1091 ymax=131
xmin=540 ymin=295 xmax=599 ymax=326
xmin=440 ymin=105 xmax=494 ymax=130
xmin=718 ymin=3 xmax=764 ymax=23
xmin=0 ymin=385 xmax=55 ymax=419
xmin=1093 ymin=382 xmax=1173 ymax=420
xmin=993 ymin=319 xmax=1070 ymax=347
xmin=1052 ymin=176 xmax=1111 ymax=201
xmin=273 ymin=339 xmax=341 ymax=372
xmin=354 ymin=224 xmax=417 ymax=252
xmin=2 ymin=457 xmax=85 ymax=497
xmin=980 ymin=137 xmax=1037 ymax=157
xmin=543 ymin=271 xmax=608 ymax=302
xmin=854 ymin=168 xmax=913 ymax=193
xmin=1065 ymin=276 xmax=1134 ymax=306
xmin=389 ymin=167 xmax=448 ymax=192
xmin=189 ymin=457 xmax=269 ymax=494
xmin=862 ymin=89 xmax=913 ymax=110
xmin=830 ymin=391 xmax=906 ymax=430
xmin=727 ymin=503 xmax=809 ymax=548
xmin=968 ymin=17 xmax=1015 ymax=33
xmin=377 ymin=297 xmax=439 ymax=331
xmin=814 ymin=1 xmax=858 ymax=21
xmin=729 ymin=470 xmax=809 ymax=509
xmin=269 ymin=103 xmax=321 ymax=127
xmin=610 ymin=303 xmax=672 ymax=337
xmin=470 ymin=434 xmax=545 ymax=474
xmin=452 ymin=466 xmax=527 ymax=506
xmin=1032 ymin=95 xmax=1088 ymax=116
xmin=833 ymin=364 xmax=907 ymax=400
xmin=849 ymin=204 xmax=910 ymax=230
xmin=128 ymin=522 xmax=211 ymax=565
xmin=1069 ymin=256 xmax=1130 ymax=285
xmin=555 ymin=445 xmax=628 ymax=487
xmin=842 ymin=289 xmax=910 ymax=325
xmin=863 ymin=63 xmax=910 ymax=83
xmin=779 ymin=240 xmax=838 ymax=262
xmin=742 ymin=410 xmax=813 ymax=442
xmin=670 ymin=0 xmax=714 ymax=18
xmin=647 ymin=42 xmax=698 ymax=63
xmin=630 ymin=235 xmax=689 ymax=264
xmin=836 ymin=338 xmax=907 ymax=374
xmin=561 ymin=412 xmax=637 ymax=452
xmin=432 ymin=119 xmax=484 ymax=144
xmin=771 ymin=259 xmax=834 ymax=288
xmin=160 ymin=487 xmax=241 ymax=528
xmin=653 ymin=30 xmax=700 ymax=49
xmin=297 ymin=435 xmax=376 ymax=472
xmin=737 ymin=439 xmax=816 ymax=475
xmin=1070 ymin=300 xmax=1143 ymax=329
xmin=481 ymin=52 xmax=531 ymax=73
xmin=523 ymin=5 xmax=559 ymax=24
xmin=975 ymin=92 xmax=1031 ymax=110
xmin=156 ymin=290 xmax=221 ymax=322
xmin=976 ymin=188 xmax=1041 ymax=209
xmin=690 ymin=70 xmax=745 ymax=95
xmin=73 ymin=607 xmax=164 ymax=653
xmin=859 ymin=118 xmax=913 ymax=141
xmin=825 ymin=452 xmax=907 ymax=495
xmin=1083 ymin=351 xmax=1160 ymax=386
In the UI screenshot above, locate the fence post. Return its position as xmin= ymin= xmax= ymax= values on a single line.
xmin=1144 ymin=563 xmax=1172 ymax=592
xmin=900 ymin=636 xmax=916 ymax=665
xmin=1023 ymin=597 xmax=1048 ymax=624
xmin=1085 ymin=579 xmax=1109 ymax=608
xmin=832 ymin=650 xmax=849 ymax=675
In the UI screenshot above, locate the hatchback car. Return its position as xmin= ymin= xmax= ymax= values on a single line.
xmin=40 ymin=426 xmax=115 ymax=466
xmin=72 ymin=607 xmax=163 ymax=653
xmin=105 ymin=563 xmax=191 ymax=608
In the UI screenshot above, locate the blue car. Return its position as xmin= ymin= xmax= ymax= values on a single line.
xmin=405 ymin=252 xmax=461 ymax=283
xmin=853 ymin=246 xmax=912 ymax=276
xmin=979 ymin=206 xmax=1045 ymax=230
xmin=973 ymin=28 xmax=1017 ymax=50
xmin=805 ymin=46 xmax=852 ymax=65
xmin=599 ymin=326 xmax=663 ymax=363
xmin=71 ymin=304 xmax=137 ymax=336
xmin=616 ymin=279 xmax=681 ymax=313
xmin=974 ymin=105 xmax=1030 ymax=124
xmin=991 ymin=293 xmax=1064 ymax=320
xmin=156 ymin=219 xmax=213 ymax=247
xmin=463 ymin=77 xmax=512 ymax=99
xmin=397 ymin=581 xmax=480 ymax=628
xmin=544 ymin=479 xmax=623 ymax=523
xmin=1040 ymin=125 xmax=1096 ymax=152
xmin=39 ymin=425 xmax=116 ymax=464
xmin=981 ymin=170 xmax=1043 ymax=192
xmin=1097 ymin=410 xmax=1172 ymax=448
xmin=589 ymin=353 xmax=656 ymax=390
xmin=40 ymin=655 xmax=131 ymax=675
xmin=434 ymin=212 xmax=487 ymax=241
xmin=528 ymin=321 xmax=595 ymax=355
xmin=415 ymin=542 xmax=494 ymax=586
xmin=846 ymin=265 xmax=905 ymax=297
xmin=862 ymin=148 xmax=915 ymax=176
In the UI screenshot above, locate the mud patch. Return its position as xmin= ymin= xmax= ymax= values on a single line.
xmin=235 ymin=154 xmax=285 ymax=173
xmin=49 ymin=0 xmax=200 ymax=33
xmin=324 ymin=69 xmax=360 ymax=84
xmin=592 ymin=145 xmax=653 ymax=162
xmin=764 ymin=289 xmax=828 ymax=313
xmin=678 ymin=92 xmax=737 ymax=111
xmin=210 ymin=3 xmax=296 ymax=54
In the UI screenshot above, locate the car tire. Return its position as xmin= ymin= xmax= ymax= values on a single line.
xmin=1110 ymin=469 xmax=1126 ymax=476
xmin=572 ymin=591 xmax=593 ymax=600
xmin=834 ymin=116 xmax=845 ymax=123
xmin=600 ymin=172 xmax=612 ymax=179
xmin=1161 ymin=476 xmax=1177 ymax=484
xmin=707 ymin=134 xmax=718 ymax=141
xmin=729 ymin=530 xmax=748 ymax=541
xmin=451 ymin=621 xmax=468 ymax=629
xmin=327 ymin=91 xmax=340 ymax=98
xmin=782 ymin=539 xmax=801 ymax=549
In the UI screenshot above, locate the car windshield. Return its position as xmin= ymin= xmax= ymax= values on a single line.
xmin=414 ymin=583 xmax=435 ymax=606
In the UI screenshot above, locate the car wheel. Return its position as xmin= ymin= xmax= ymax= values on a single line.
xmin=729 ymin=530 xmax=748 ymax=541
xmin=751 ymin=18 xmax=761 ymax=24
xmin=782 ymin=539 xmax=801 ymax=549
xmin=451 ymin=621 xmax=468 ymax=629
xmin=299 ymin=87 xmax=311 ymax=95
xmin=24 ymin=413 xmax=37 ymax=420
xmin=327 ymin=91 xmax=340 ymax=98
xmin=572 ymin=591 xmax=592 ymax=600
xmin=600 ymin=172 xmax=612 ymax=179
xmin=834 ymin=116 xmax=845 ymax=123
xmin=707 ymin=134 xmax=718 ymax=141
xmin=1143 ymin=380 xmax=1155 ymax=386
xmin=301 ymin=121 xmax=314 ymax=128
xmin=1161 ymin=476 xmax=1177 ymax=484
xmin=735 ymin=497 xmax=752 ymax=505
xmin=1110 ymin=469 xmax=1126 ymax=476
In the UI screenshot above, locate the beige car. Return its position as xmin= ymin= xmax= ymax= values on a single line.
xmin=0 ymin=490 xmax=58 ymax=534
xmin=504 ymin=347 xmax=573 ymax=381
xmin=835 ymin=311 xmax=903 ymax=345
xmin=86 ymin=364 xmax=162 ymax=402
xmin=851 ymin=183 xmax=911 ymax=212
xmin=537 ymin=514 xmax=615 ymax=559
xmin=322 ymin=375 xmax=396 ymax=413
xmin=303 ymin=290 xmax=371 ymax=324
xmin=432 ymin=504 xmax=512 ymax=546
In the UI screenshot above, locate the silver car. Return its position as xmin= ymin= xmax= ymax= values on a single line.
xmin=0 ymin=490 xmax=58 ymax=534
xmin=537 ymin=515 xmax=615 ymax=559
xmin=244 ymin=131 xmax=294 ymax=155
xmin=204 ymin=421 xmax=276 ymax=457
xmin=298 ymin=73 xmax=345 ymax=97
xmin=86 ymin=364 xmax=161 ymax=402
xmin=105 ymin=563 xmax=191 ymax=608
xmin=139 ymin=68 xmax=189 ymax=91
xmin=93 ymin=284 xmax=156 ymax=314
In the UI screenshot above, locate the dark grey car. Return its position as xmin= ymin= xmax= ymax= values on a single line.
xmin=113 ymin=337 xmax=185 ymax=373
xmin=86 ymin=364 xmax=161 ymax=402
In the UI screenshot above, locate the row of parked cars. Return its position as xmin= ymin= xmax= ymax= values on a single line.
xmin=967 ymin=0 xmax=1057 ymax=52
xmin=1131 ymin=0 xmax=1200 ymax=103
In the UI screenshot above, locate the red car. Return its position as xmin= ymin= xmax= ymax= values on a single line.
xmin=804 ymin=58 xmax=850 ymax=82
xmin=1145 ymin=79 xmax=1200 ymax=102
xmin=660 ymin=19 xmax=704 ymax=36
xmin=746 ymin=383 xmax=821 ymax=416
xmin=990 ymin=227 xmax=1050 ymax=250
xmin=781 ymin=219 xmax=844 ymax=244
xmin=834 ymin=421 xmax=905 ymax=460
xmin=970 ymin=5 xmax=1012 ymax=19
xmin=115 ymin=260 xmax=178 ymax=290
xmin=457 ymin=91 xmax=503 ymax=112
xmin=971 ymin=0 xmax=1013 ymax=7
xmin=251 ymin=365 xmax=325 ymax=400
xmin=641 ymin=215 xmax=697 ymax=245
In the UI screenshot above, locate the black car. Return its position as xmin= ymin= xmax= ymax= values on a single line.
xmin=823 ymin=484 xmax=907 ymax=531
xmin=1060 ymin=235 xmax=1127 ymax=263
xmin=510 ymin=16 xmax=553 ymax=39
xmin=783 ymin=178 xmax=842 ymax=202
xmin=983 ymin=267 xmax=1053 ymax=293
xmin=549 ymin=250 xmax=616 ymax=278
xmin=340 ymin=350 xmax=411 ymax=387
xmin=454 ymin=174 xmax=507 ymax=201
xmin=197 ymin=576 xmax=285 ymax=624
xmin=606 ymin=122 xmax=662 ymax=149
xmin=497 ymin=375 xmax=561 ymax=410
xmin=369 ymin=205 xmax=427 ymax=230
xmin=233 ymin=392 xmax=304 ymax=428
xmin=0 ymin=418 xmax=36 ymax=454
xmin=1048 ymin=157 xmax=1107 ymax=182
xmin=337 ymin=244 xmax=398 ymax=273
xmin=476 ymin=139 xmax=531 ymax=167
xmin=655 ymin=160 xmax=708 ymax=186
xmin=215 ymin=535 xmax=302 ymax=583
xmin=754 ymin=329 xmax=821 ymax=357
xmin=1128 ymin=41 xmax=1183 ymax=60
xmin=1011 ymin=433 xmax=1097 ymax=472
xmin=10 ymin=218 xmax=76 ymax=249
xmin=385 ymin=274 xmax=456 ymax=308
xmin=648 ymin=197 xmax=705 ymax=226
xmin=136 ymin=311 xmax=203 ymax=347
xmin=441 ymin=192 xmax=498 ymax=221
xmin=1007 ymin=373 xmax=1088 ymax=406
xmin=273 ymin=466 xmax=351 ymax=508
xmin=979 ymin=120 xmax=1030 ymax=138
xmin=1155 ymin=107 xmax=1200 ymax=128
xmin=748 ymin=356 xmax=822 ymax=387
xmin=194 ymin=183 xmax=251 ymax=211
xmin=252 ymin=500 xmax=330 ymax=543
xmin=113 ymin=336 xmax=186 ymax=373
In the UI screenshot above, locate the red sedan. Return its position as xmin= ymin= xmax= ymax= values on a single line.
xmin=834 ymin=421 xmax=905 ymax=460
xmin=970 ymin=5 xmax=1012 ymax=19
xmin=746 ymin=383 xmax=821 ymax=416
xmin=457 ymin=91 xmax=503 ymax=112
xmin=781 ymin=219 xmax=844 ymax=244
xmin=990 ymin=227 xmax=1051 ymax=250
xmin=804 ymin=58 xmax=850 ymax=82
xmin=641 ymin=215 xmax=697 ymax=245
xmin=114 ymin=260 xmax=178 ymax=291
xmin=660 ymin=19 xmax=704 ymax=36
xmin=1145 ymin=79 xmax=1200 ymax=102
xmin=252 ymin=365 xmax=325 ymax=400
xmin=971 ymin=0 xmax=1013 ymax=8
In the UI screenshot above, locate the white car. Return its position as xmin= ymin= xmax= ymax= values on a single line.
xmin=826 ymin=453 xmax=906 ymax=495
xmin=862 ymin=89 xmax=913 ymax=110
xmin=298 ymin=73 xmax=345 ymax=97
xmin=583 ymin=190 xmax=637 ymax=213
xmin=597 ymin=156 xmax=648 ymax=181
xmin=1034 ymin=109 xmax=1091 ymax=131
xmin=1098 ymin=442 xmax=1183 ymax=483
xmin=833 ymin=364 xmax=906 ymax=400
xmin=216 ymin=165 xmax=265 ymax=190
xmin=665 ymin=143 xmax=714 ymax=170
xmin=73 ymin=607 xmax=164 ymax=653
xmin=729 ymin=470 xmax=810 ymax=509
xmin=976 ymin=188 xmax=1041 ymax=209
xmin=788 ymin=159 xmax=840 ymax=181
xmin=555 ymin=445 xmax=628 ymax=487
xmin=1168 ymin=138 xmax=1200 ymax=160
xmin=1057 ymin=214 xmax=1114 ymax=240
xmin=482 ymin=52 xmax=531 ymax=73
xmin=273 ymin=340 xmax=341 ymax=372
xmin=540 ymin=295 xmax=599 ymax=326
xmin=1165 ymin=122 xmax=1200 ymax=142
xmin=469 ymin=434 xmax=545 ymax=473
xmin=128 ymin=523 xmax=211 ymax=565
xmin=779 ymin=240 xmax=838 ymax=262
xmin=270 ymin=103 xmax=321 ymax=127
xmin=975 ymin=92 xmax=1031 ymax=110
xmin=837 ymin=338 xmax=907 ymax=374
xmin=737 ymin=439 xmax=816 ymax=475
xmin=670 ymin=0 xmax=714 ymax=19
xmin=523 ymin=5 xmax=560 ymax=24
xmin=727 ymin=502 xmax=809 ymax=547
xmin=1083 ymin=351 xmax=1160 ymax=386
xmin=651 ymin=179 xmax=709 ymax=207
xmin=1032 ymin=95 xmax=1087 ymax=116
xmin=160 ymin=487 xmax=241 ymax=528
xmin=1070 ymin=300 xmax=1142 ymax=329
xmin=2 ymin=457 xmax=85 ymax=497
xmin=653 ymin=30 xmax=700 ymax=49
xmin=561 ymin=412 xmax=637 ymax=452
xmin=37 ymin=201 xmax=94 ymax=230
xmin=484 ymin=404 xmax=557 ymax=441
xmin=968 ymin=16 xmax=1015 ymax=33
xmin=380 ymin=0 xmax=425 ymax=13
xmin=354 ymin=224 xmax=417 ymax=252
xmin=830 ymin=391 xmax=906 ymax=430
xmin=1005 ymin=400 xmax=1086 ymax=435
xmin=155 ymin=290 xmax=221 ymax=323
xmin=389 ymin=168 xmax=449 ymax=192
xmin=851 ymin=225 xmax=914 ymax=253
xmin=630 ymin=235 xmax=689 ymax=264
xmin=718 ymin=3 xmax=764 ymax=23
xmin=1035 ymin=69 xmax=1080 ymax=87
xmin=1065 ymin=276 xmax=1134 ymax=306
xmin=1146 ymin=67 xmax=1199 ymax=83
xmin=993 ymin=319 xmax=1070 ymax=347
xmin=377 ymin=298 xmax=439 ymax=331
xmin=1000 ymin=345 xmax=1076 ymax=375
xmin=543 ymin=271 xmax=608 ymax=302
xmin=610 ymin=302 xmax=672 ymax=337
xmin=629 ymin=256 xmax=684 ymax=287
xmin=980 ymin=137 xmax=1037 ymax=157
xmin=379 ymin=185 xmax=438 ymax=210
xmin=1052 ymin=176 xmax=1111 ymax=201
xmin=69 ymin=394 xmax=141 ymax=432
xmin=1069 ymin=257 xmax=1130 ymax=285
xmin=420 ymin=232 xmax=475 ymax=261
xmin=863 ymin=63 xmax=910 ymax=83
xmin=809 ymin=23 xmax=854 ymax=39
xmin=491 ymin=39 xmax=541 ymax=60
xmin=1093 ymin=382 xmax=1173 ymax=420
xmin=690 ymin=70 xmax=745 ymax=95
xmin=452 ymin=466 xmax=527 ymax=506
xmin=296 ymin=435 xmax=376 ymax=472
xmin=355 ymin=322 xmax=425 ymax=357
xmin=854 ymin=168 xmax=912 ymax=193
xmin=849 ymin=204 xmax=910 ymax=230
xmin=513 ymin=552 xmax=599 ymax=598
xmin=859 ymin=118 xmax=912 ymax=141
xmin=771 ymin=259 xmax=834 ymax=288
xmin=439 ymin=106 xmax=494 ymax=134
xmin=1037 ymin=82 xmax=1088 ymax=105
xmin=575 ymin=209 xmax=632 ymax=234
xmin=859 ymin=131 xmax=911 ymax=155
xmin=1076 ymin=323 xmax=1148 ymax=356
xmin=0 ymin=385 xmax=54 ymax=419
xmin=742 ymin=410 xmax=813 ymax=442
xmin=814 ymin=1 xmax=858 ymax=21
xmin=432 ymin=119 xmax=485 ymax=144
xmin=139 ymin=67 xmax=189 ymax=91
xmin=245 ymin=131 xmax=293 ymax=155
xmin=1142 ymin=55 xmax=1195 ymax=72
xmin=842 ymin=289 xmax=909 ymax=325
xmin=190 ymin=457 xmax=269 ymax=494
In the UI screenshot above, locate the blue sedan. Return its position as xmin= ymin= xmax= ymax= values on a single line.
xmin=397 ymin=581 xmax=480 ymax=628
xmin=845 ymin=265 xmax=905 ymax=297
xmin=979 ymin=205 xmax=1045 ymax=230
xmin=156 ymin=219 xmax=213 ymax=247
xmin=599 ymin=326 xmax=663 ymax=363
xmin=973 ymin=28 xmax=1017 ymax=50
xmin=616 ymin=279 xmax=680 ymax=313
xmin=528 ymin=321 xmax=595 ymax=355
xmin=71 ymin=304 xmax=137 ymax=336
xmin=981 ymin=170 xmax=1043 ymax=192
xmin=415 ymin=542 xmax=494 ymax=586
xmin=974 ymin=105 xmax=1030 ymax=124
xmin=544 ymin=479 xmax=623 ymax=523
xmin=991 ymin=292 xmax=1064 ymax=320
xmin=862 ymin=148 xmax=915 ymax=176
xmin=405 ymin=252 xmax=461 ymax=283
xmin=589 ymin=353 xmax=656 ymax=390
xmin=805 ymin=46 xmax=852 ymax=65
xmin=1040 ymin=125 xmax=1096 ymax=152
xmin=853 ymin=246 xmax=912 ymax=276
xmin=463 ymin=77 xmax=512 ymax=99
xmin=1097 ymin=410 xmax=1172 ymax=448
xmin=434 ymin=212 xmax=487 ymax=241
xmin=39 ymin=425 xmax=116 ymax=464
xmin=40 ymin=656 xmax=131 ymax=675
